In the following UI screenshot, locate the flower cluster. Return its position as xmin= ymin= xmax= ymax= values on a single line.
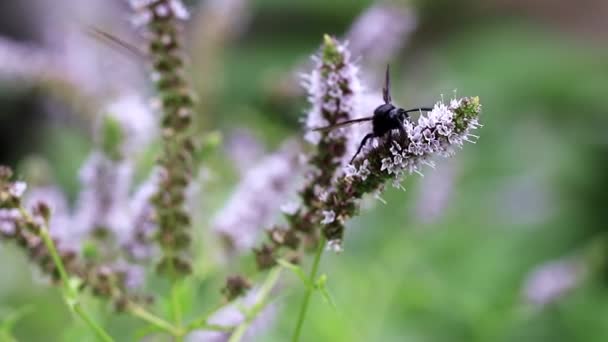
xmin=0 ymin=166 xmax=148 ymax=309
xmin=245 ymin=36 xmax=363 ymax=271
xmin=299 ymin=35 xmax=362 ymax=221
xmin=128 ymin=0 xmax=197 ymax=277
xmin=322 ymin=97 xmax=482 ymax=248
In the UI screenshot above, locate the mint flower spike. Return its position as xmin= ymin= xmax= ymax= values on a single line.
xmin=302 ymin=34 xmax=362 ymax=173
xmin=323 ymin=97 xmax=482 ymax=248
xmin=128 ymin=0 xmax=197 ymax=277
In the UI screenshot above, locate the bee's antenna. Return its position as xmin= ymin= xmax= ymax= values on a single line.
xmin=85 ymin=26 xmax=145 ymax=60
xmin=403 ymin=107 xmax=433 ymax=113
xmin=382 ymin=64 xmax=392 ymax=104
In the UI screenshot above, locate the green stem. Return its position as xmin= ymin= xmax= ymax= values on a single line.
xmin=38 ymin=228 xmax=70 ymax=289
xmin=171 ymin=281 xmax=184 ymax=341
xmin=73 ymin=304 xmax=115 ymax=342
xmin=24 ymin=207 xmax=114 ymax=342
xmin=229 ymin=267 xmax=282 ymax=342
xmin=292 ymin=237 xmax=325 ymax=342
xmin=185 ymin=302 xmax=233 ymax=332
xmin=128 ymin=303 xmax=181 ymax=337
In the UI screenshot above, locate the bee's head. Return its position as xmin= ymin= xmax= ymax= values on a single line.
xmin=395 ymin=108 xmax=410 ymax=123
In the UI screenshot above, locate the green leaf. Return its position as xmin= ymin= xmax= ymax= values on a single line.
xmin=100 ymin=115 xmax=124 ymax=160
xmin=0 ymin=305 xmax=33 ymax=335
xmin=315 ymin=274 xmax=337 ymax=310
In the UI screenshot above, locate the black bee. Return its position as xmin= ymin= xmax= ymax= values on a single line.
xmin=313 ymin=65 xmax=432 ymax=163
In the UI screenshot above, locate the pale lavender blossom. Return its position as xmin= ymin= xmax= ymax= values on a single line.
xmin=346 ymin=3 xmax=417 ymax=85
xmin=73 ymin=152 xmax=134 ymax=244
xmin=129 ymin=0 xmax=190 ymax=27
xmin=326 ymin=239 xmax=343 ymax=253
xmin=225 ymin=129 xmax=266 ymax=176
xmin=105 ymin=95 xmax=157 ymax=155
xmin=0 ymin=209 xmax=21 ymax=236
xmin=124 ymin=171 xmax=160 ymax=261
xmin=320 ymin=210 xmax=336 ymax=225
xmin=9 ymin=182 xmax=27 ymax=198
xmin=35 ymin=0 xmax=146 ymax=96
xmin=414 ymin=158 xmax=459 ymax=224
xmin=280 ymin=202 xmax=300 ymax=216
xmin=523 ymin=258 xmax=585 ymax=306
xmin=186 ymin=289 xmax=276 ymax=342
xmin=24 ymin=186 xmax=74 ymax=249
xmin=113 ymin=261 xmax=146 ymax=290
xmin=213 ymin=142 xmax=300 ymax=254
xmin=0 ymin=36 xmax=70 ymax=88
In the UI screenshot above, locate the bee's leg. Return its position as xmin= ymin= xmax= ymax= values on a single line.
xmin=350 ymin=133 xmax=375 ymax=164
xmin=397 ymin=125 xmax=407 ymax=143
xmin=385 ymin=130 xmax=395 ymax=149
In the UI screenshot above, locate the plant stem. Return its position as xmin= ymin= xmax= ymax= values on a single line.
xmin=25 ymin=207 xmax=114 ymax=342
xmin=229 ymin=267 xmax=282 ymax=342
xmin=73 ymin=304 xmax=115 ymax=342
xmin=38 ymin=227 xmax=70 ymax=289
xmin=292 ymin=237 xmax=325 ymax=342
xmin=171 ymin=280 xmax=184 ymax=342
xmin=184 ymin=302 xmax=233 ymax=332
xmin=128 ymin=303 xmax=181 ymax=336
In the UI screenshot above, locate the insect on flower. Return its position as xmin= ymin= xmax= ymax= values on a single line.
xmin=312 ymin=65 xmax=432 ymax=163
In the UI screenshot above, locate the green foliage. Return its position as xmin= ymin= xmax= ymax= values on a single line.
xmin=2 ymin=1 xmax=608 ymax=341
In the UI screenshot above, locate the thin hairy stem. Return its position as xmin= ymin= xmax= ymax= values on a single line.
xmin=19 ymin=207 xmax=114 ymax=342
xmin=171 ymin=280 xmax=184 ymax=341
xmin=292 ymin=237 xmax=325 ymax=342
xmin=128 ymin=303 xmax=181 ymax=336
xmin=229 ymin=267 xmax=282 ymax=342
xmin=185 ymin=301 xmax=234 ymax=333
xmin=73 ymin=304 xmax=115 ymax=342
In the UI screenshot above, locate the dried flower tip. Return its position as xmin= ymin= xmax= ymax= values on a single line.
xmin=222 ymin=275 xmax=252 ymax=301
xmin=0 ymin=166 xmax=13 ymax=181
xmin=254 ymin=244 xmax=277 ymax=270
xmin=267 ymin=227 xmax=300 ymax=250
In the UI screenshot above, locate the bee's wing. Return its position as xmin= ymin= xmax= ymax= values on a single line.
xmin=382 ymin=64 xmax=392 ymax=104
xmin=85 ymin=26 xmax=145 ymax=59
xmin=311 ymin=117 xmax=373 ymax=132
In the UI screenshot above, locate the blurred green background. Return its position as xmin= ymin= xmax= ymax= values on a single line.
xmin=0 ymin=0 xmax=607 ymax=341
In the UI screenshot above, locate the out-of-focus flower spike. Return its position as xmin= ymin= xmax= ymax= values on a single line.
xmin=346 ymin=3 xmax=417 ymax=86
xmin=414 ymin=158 xmax=459 ymax=224
xmin=523 ymin=257 xmax=585 ymax=306
xmin=213 ymin=141 xmax=301 ymax=255
xmin=186 ymin=287 xmax=276 ymax=342
xmin=73 ymin=152 xmax=134 ymax=247
xmin=124 ymin=170 xmax=161 ymax=262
